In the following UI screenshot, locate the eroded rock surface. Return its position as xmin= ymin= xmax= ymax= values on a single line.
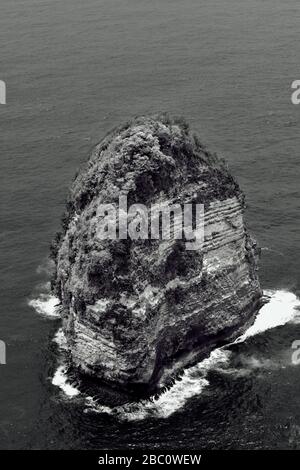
xmin=51 ymin=115 xmax=262 ymax=394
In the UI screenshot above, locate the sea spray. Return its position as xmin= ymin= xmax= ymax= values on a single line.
xmin=30 ymin=288 xmax=300 ymax=419
xmin=84 ymin=289 xmax=300 ymax=420
xmin=52 ymin=365 xmax=80 ymax=398
xmin=28 ymin=293 xmax=60 ymax=318
xmin=51 ymin=328 xmax=82 ymax=397
xmin=53 ymin=327 xmax=68 ymax=351
xmin=28 ymin=259 xmax=59 ymax=319
xmin=235 ymin=290 xmax=300 ymax=343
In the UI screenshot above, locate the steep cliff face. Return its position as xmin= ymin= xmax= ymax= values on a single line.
xmin=51 ymin=115 xmax=262 ymax=394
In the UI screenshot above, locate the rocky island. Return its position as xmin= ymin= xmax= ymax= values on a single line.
xmin=51 ymin=115 xmax=262 ymax=398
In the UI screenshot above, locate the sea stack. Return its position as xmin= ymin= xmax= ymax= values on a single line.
xmin=51 ymin=115 xmax=262 ymax=394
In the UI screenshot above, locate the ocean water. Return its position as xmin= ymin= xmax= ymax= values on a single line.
xmin=1 ymin=0 xmax=300 ymax=449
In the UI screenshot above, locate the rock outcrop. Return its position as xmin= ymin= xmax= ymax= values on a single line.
xmin=51 ymin=115 xmax=262 ymax=396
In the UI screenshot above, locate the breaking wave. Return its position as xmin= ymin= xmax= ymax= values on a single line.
xmin=51 ymin=328 xmax=82 ymax=398
xmin=53 ymin=327 xmax=68 ymax=351
xmin=84 ymin=348 xmax=230 ymax=420
xmin=28 ymin=259 xmax=59 ymax=319
xmin=52 ymin=365 xmax=80 ymax=398
xmin=83 ymin=290 xmax=300 ymax=420
xmin=235 ymin=289 xmax=300 ymax=343
xmin=39 ymin=288 xmax=300 ymax=417
xmin=28 ymin=293 xmax=60 ymax=318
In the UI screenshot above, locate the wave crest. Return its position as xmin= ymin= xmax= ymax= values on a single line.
xmin=29 ymin=293 xmax=60 ymax=318
xmin=52 ymin=289 xmax=300 ymax=419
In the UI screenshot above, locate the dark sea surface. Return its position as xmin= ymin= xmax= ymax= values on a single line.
xmin=1 ymin=0 xmax=300 ymax=449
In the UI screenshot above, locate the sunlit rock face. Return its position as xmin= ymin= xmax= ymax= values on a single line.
xmin=51 ymin=115 xmax=262 ymax=394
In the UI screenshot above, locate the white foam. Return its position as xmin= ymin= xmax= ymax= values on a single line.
xmin=52 ymin=365 xmax=80 ymax=398
xmin=29 ymin=293 xmax=60 ymax=318
xmin=53 ymin=327 xmax=68 ymax=351
xmin=51 ymin=329 xmax=81 ymax=398
xmin=84 ymin=289 xmax=300 ymax=420
xmin=127 ymin=348 xmax=230 ymax=420
xmin=235 ymin=290 xmax=300 ymax=342
xmin=84 ymin=348 xmax=231 ymax=421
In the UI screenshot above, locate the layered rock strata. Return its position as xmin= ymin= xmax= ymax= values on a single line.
xmin=51 ymin=115 xmax=262 ymax=394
